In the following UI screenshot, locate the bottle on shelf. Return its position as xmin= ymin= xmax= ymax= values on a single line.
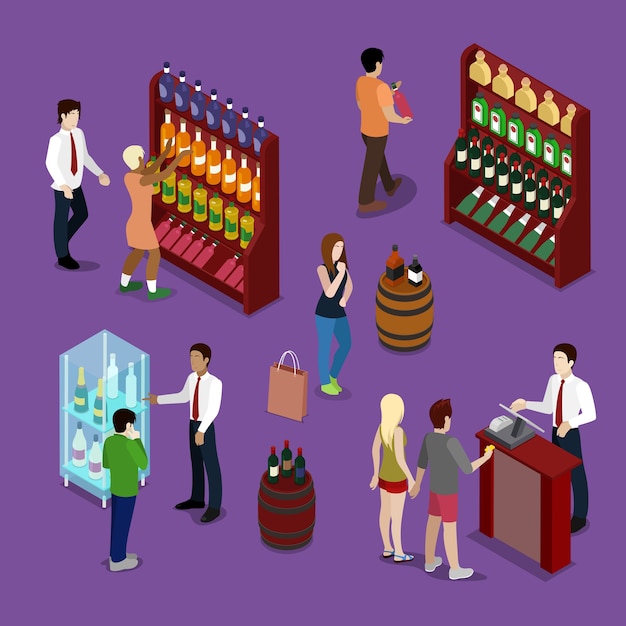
xmin=176 ymin=120 xmax=191 ymax=167
xmin=172 ymin=225 xmax=196 ymax=256
xmin=561 ymin=144 xmax=572 ymax=177
xmin=240 ymin=210 xmax=254 ymax=249
xmin=391 ymin=82 xmax=413 ymax=118
xmin=177 ymin=174 xmax=192 ymax=213
xmin=174 ymin=70 xmax=190 ymax=112
xmin=160 ymin=109 xmax=176 ymax=158
xmin=525 ymin=124 xmax=542 ymax=158
xmin=182 ymin=232 xmax=208 ymax=263
xmin=161 ymin=220 xmax=186 ymax=250
xmin=155 ymin=215 xmax=176 ymax=241
xmin=158 ymin=62 xmax=174 ymax=103
xmin=251 ymin=162 xmax=261 ymax=212
xmin=268 ymin=446 xmax=279 ymax=484
xmin=192 ymin=239 xmax=219 ymax=269
xmin=225 ymin=263 xmax=244 ymax=287
xmin=215 ymin=253 xmax=240 ymax=280
xmin=551 ymin=182 xmax=564 ymax=226
xmin=74 ymin=366 xmax=89 ymax=413
xmin=253 ymin=116 xmax=268 ymax=156
xmin=149 ymin=156 xmax=160 ymax=195
xmin=88 ymin=434 xmax=103 ymax=480
xmin=469 ymin=49 xmax=491 ymax=86
xmin=538 ymin=90 xmax=560 ymax=126
xmin=235 ymin=277 xmax=244 ymax=293
xmin=191 ymin=127 xmax=207 ymax=177
xmin=385 ymin=244 xmax=405 ymax=286
xmin=515 ymin=77 xmax=537 ymax=112
xmin=471 ymin=92 xmax=488 ymax=127
xmin=560 ymin=103 xmax=576 ymax=137
xmin=237 ymin=154 xmax=252 ymax=204
xmin=281 ymin=440 xmax=293 ymax=478
xmin=205 ymin=89 xmax=221 ymax=130
xmin=492 ymin=63 xmax=514 ymax=100
xmin=191 ymin=80 xmax=206 ymax=122
xmin=534 ymin=234 xmax=555 ymax=261
xmin=193 ymin=185 xmax=208 ymax=223
xmin=502 ymin=213 xmax=531 ymax=243
xmin=487 ymin=204 xmax=515 ymax=234
xmin=209 ymin=192 xmax=224 ymax=231
xmin=471 ymin=194 xmax=500 ymax=225
xmin=162 ymin=169 xmax=177 ymax=205
xmin=93 ymin=378 xmax=104 ymax=424
xmin=294 ymin=447 xmax=306 ymax=485
xmin=456 ymin=185 xmax=484 ymax=215
xmin=537 ymin=175 xmax=550 ymax=219
xmin=107 ymin=353 xmax=119 ymax=399
xmin=496 ymin=153 xmax=509 ymax=194
xmin=510 ymin=157 xmax=523 ymax=202
xmin=224 ymin=201 xmax=239 ymax=240
xmin=206 ymin=136 xmax=222 ymax=186
xmin=221 ymin=145 xmax=237 ymax=195
xmin=469 ymin=136 xmax=481 ymax=178
xmin=507 ymin=113 xmax=524 ymax=148
xmin=455 ymin=129 xmax=467 ymax=169
xmin=72 ymin=421 xmax=87 ymax=468
xmin=407 ymin=255 xmax=423 ymax=286
xmin=125 ymin=362 xmax=137 ymax=408
xmin=519 ymin=222 xmax=547 ymax=252
xmin=543 ymin=133 xmax=560 ymax=168
xmin=523 ymin=162 xmax=536 ymax=212
xmin=238 ymin=106 xmax=253 ymax=149
xmin=564 ymin=185 xmax=571 ymax=206
xmin=489 ymin=103 xmax=506 ymax=137
xmin=483 ymin=144 xmax=495 ymax=186
xmin=222 ymin=98 xmax=237 ymax=139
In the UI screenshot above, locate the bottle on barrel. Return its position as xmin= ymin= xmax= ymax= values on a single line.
xmin=268 ymin=446 xmax=279 ymax=484
xmin=408 ymin=255 xmax=423 ymax=286
xmin=294 ymin=448 xmax=306 ymax=485
xmin=385 ymin=245 xmax=404 ymax=287
xmin=281 ymin=440 xmax=292 ymax=477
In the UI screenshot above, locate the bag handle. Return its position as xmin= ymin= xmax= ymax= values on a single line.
xmin=278 ymin=350 xmax=300 ymax=375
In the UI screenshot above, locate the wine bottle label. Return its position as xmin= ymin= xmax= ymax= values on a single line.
xmin=295 ymin=467 xmax=305 ymax=479
xmin=73 ymin=449 xmax=85 ymax=460
xmin=485 ymin=165 xmax=495 ymax=178
xmin=209 ymin=164 xmax=221 ymax=175
xmin=224 ymin=172 xmax=236 ymax=184
xmin=526 ymin=190 xmax=536 ymax=203
xmin=178 ymin=145 xmax=189 ymax=154
xmin=472 ymin=102 xmax=483 ymax=123
xmin=540 ymin=198 xmax=550 ymax=212
xmin=408 ymin=269 xmax=423 ymax=283
xmin=238 ymin=181 xmax=252 ymax=193
xmin=241 ymin=229 xmax=252 ymax=242
xmin=508 ymin=124 xmax=518 ymax=142
xmin=163 ymin=138 xmax=175 ymax=151
xmin=178 ymin=192 xmax=190 ymax=204
xmin=89 ymin=461 xmax=101 ymax=473
xmin=254 ymin=138 xmax=261 ymax=152
xmin=194 ymin=200 xmax=206 ymax=214
xmin=163 ymin=182 xmax=174 ymax=195
xmin=225 ymin=220 xmax=236 ymax=232
xmin=210 ymin=210 xmax=221 ymax=223
xmin=490 ymin=114 xmax=501 ymax=134
xmin=562 ymin=154 xmax=572 ymax=175
xmin=513 ymin=181 xmax=522 ymax=195
xmin=207 ymin=112 xmax=215 ymax=125
xmin=456 ymin=149 xmax=467 ymax=161
xmin=283 ymin=460 xmax=292 ymax=471
xmin=498 ymin=174 xmax=508 ymax=187
xmin=238 ymin=129 xmax=247 ymax=142
xmin=74 ymin=396 xmax=86 ymax=406
xmin=194 ymin=154 xmax=206 ymax=165
xmin=269 ymin=465 xmax=279 ymax=477
xmin=255 ymin=192 xmax=261 ymax=202
xmin=471 ymin=157 xmax=480 ymax=171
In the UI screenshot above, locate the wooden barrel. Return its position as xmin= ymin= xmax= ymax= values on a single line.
xmin=375 ymin=270 xmax=434 ymax=351
xmin=258 ymin=470 xmax=315 ymax=550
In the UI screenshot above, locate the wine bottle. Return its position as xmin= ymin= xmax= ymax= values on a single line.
xmin=72 ymin=421 xmax=87 ymax=467
xmin=294 ymin=447 xmax=306 ymax=485
xmin=176 ymin=120 xmax=191 ymax=168
xmin=385 ymin=244 xmax=404 ymax=286
xmin=238 ymin=106 xmax=253 ymax=149
xmin=281 ymin=440 xmax=292 ymax=478
xmin=564 ymin=185 xmax=571 ymax=206
xmin=225 ymin=264 xmax=244 ymax=288
xmin=209 ymin=192 xmax=223 ymax=231
xmin=221 ymin=145 xmax=236 ymax=195
xmin=182 ymin=233 xmax=209 ymax=263
xmin=552 ymin=184 xmax=564 ymax=225
xmin=206 ymin=135 xmax=222 ymax=186
xmin=191 ymin=127 xmax=207 ymax=177
xmin=193 ymin=184 xmax=208 ymax=223
xmin=88 ymin=434 xmax=103 ymax=480
xmin=156 ymin=215 xmax=176 ymax=242
xmin=240 ymin=211 xmax=254 ymax=249
xmin=487 ymin=204 xmax=515 ymax=234
xmin=158 ymin=62 xmax=174 ymax=103
xmin=237 ymin=154 xmax=252 ymax=204
xmin=224 ymin=201 xmax=239 ymax=241
xmin=469 ymin=136 xmax=481 ymax=178
xmin=391 ymin=82 xmax=413 ymax=118
xmin=253 ymin=116 xmax=268 ymax=156
xmin=222 ymin=98 xmax=237 ymax=139
xmin=149 ymin=156 xmax=160 ymax=195
xmin=524 ymin=166 xmax=537 ymax=212
xmin=538 ymin=177 xmax=550 ymax=219
xmin=177 ymin=174 xmax=192 ymax=213
xmin=205 ymin=89 xmax=221 ymax=130
xmin=172 ymin=225 xmax=196 ymax=256
xmin=496 ymin=153 xmax=508 ymax=194
xmin=268 ymin=446 xmax=279 ymax=484
xmin=214 ymin=253 xmax=240 ymax=280
xmin=407 ymin=255 xmax=423 ymax=286
xmin=455 ymin=186 xmax=484 ymax=215
xmin=107 ymin=354 xmax=119 ymax=399
xmin=192 ymin=240 xmax=219 ymax=269
xmin=502 ymin=213 xmax=531 ymax=243
xmin=518 ymin=222 xmax=547 ymax=252
xmin=455 ymin=129 xmax=467 ymax=169
xmin=190 ymin=79 xmax=206 ymax=122
xmin=93 ymin=378 xmax=104 ymax=424
xmin=125 ymin=362 xmax=137 ymax=408
xmin=251 ymin=162 xmax=261 ymax=213
xmin=534 ymin=235 xmax=555 ymax=261
xmin=174 ymin=70 xmax=190 ymax=112
xmin=510 ymin=161 xmax=523 ymax=202
xmin=161 ymin=221 xmax=185 ymax=250
xmin=471 ymin=194 xmax=500 ymax=225
xmin=74 ymin=366 xmax=89 ymax=413
xmin=160 ymin=109 xmax=176 ymax=158
xmin=162 ymin=169 xmax=177 ymax=204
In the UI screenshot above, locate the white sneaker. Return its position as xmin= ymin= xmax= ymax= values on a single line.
xmin=109 ymin=557 xmax=139 ymax=572
xmin=425 ymin=556 xmax=443 ymax=572
xmin=449 ymin=567 xmax=474 ymax=580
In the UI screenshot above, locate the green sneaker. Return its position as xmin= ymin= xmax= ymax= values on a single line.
xmin=321 ymin=383 xmax=339 ymax=396
xmin=120 ymin=281 xmax=143 ymax=292
xmin=329 ymin=376 xmax=343 ymax=392
xmin=148 ymin=287 xmax=172 ymax=301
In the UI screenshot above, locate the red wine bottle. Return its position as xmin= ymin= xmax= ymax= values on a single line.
xmin=281 ymin=440 xmax=292 ymax=477
xmin=268 ymin=446 xmax=279 ymax=483
xmin=455 ymin=129 xmax=467 ymax=169
xmin=294 ymin=448 xmax=305 ymax=485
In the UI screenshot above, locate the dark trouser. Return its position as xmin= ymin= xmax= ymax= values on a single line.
xmin=552 ymin=427 xmax=588 ymax=519
xmin=110 ymin=494 xmax=136 ymax=562
xmin=190 ymin=421 xmax=222 ymax=509
xmin=359 ymin=134 xmax=394 ymax=205
xmin=53 ymin=186 xmax=88 ymax=258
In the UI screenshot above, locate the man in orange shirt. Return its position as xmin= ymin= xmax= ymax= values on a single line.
xmin=356 ymin=48 xmax=412 ymax=213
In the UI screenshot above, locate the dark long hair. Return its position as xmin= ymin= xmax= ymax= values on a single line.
xmin=320 ymin=233 xmax=348 ymax=276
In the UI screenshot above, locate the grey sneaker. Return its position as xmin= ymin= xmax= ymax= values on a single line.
xmin=449 ymin=567 xmax=474 ymax=580
xmin=127 ymin=553 xmax=138 ymax=560
xmin=425 ymin=556 xmax=443 ymax=572
xmin=109 ymin=557 xmax=139 ymax=572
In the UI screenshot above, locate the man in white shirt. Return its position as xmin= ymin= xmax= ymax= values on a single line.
xmin=45 ymin=99 xmax=110 ymax=270
xmin=145 ymin=343 xmax=223 ymax=523
xmin=511 ymin=343 xmax=596 ymax=533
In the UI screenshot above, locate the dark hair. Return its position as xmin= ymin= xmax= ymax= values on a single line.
xmin=113 ymin=408 xmax=136 ymax=433
xmin=190 ymin=343 xmax=212 ymax=364
xmin=320 ymin=232 xmax=348 ymax=276
xmin=554 ymin=343 xmax=577 ymax=365
xmin=429 ymin=399 xmax=452 ymax=429
xmin=361 ymin=48 xmax=384 ymax=72
xmin=57 ymin=99 xmax=81 ymax=124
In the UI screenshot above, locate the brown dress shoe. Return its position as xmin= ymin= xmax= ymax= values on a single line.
xmin=358 ymin=200 xmax=387 ymax=213
xmin=386 ymin=178 xmax=402 ymax=197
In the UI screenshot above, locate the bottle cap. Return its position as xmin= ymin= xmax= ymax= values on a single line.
xmin=298 ymin=447 xmax=302 ymax=455
xmin=182 ymin=174 xmax=187 ymax=179
xmin=198 ymin=183 xmax=203 ymax=189
xmin=195 ymin=80 xmax=201 ymax=87
xmin=392 ymin=244 xmax=398 ymax=251
xmin=77 ymin=421 xmax=83 ymax=428
xmin=258 ymin=115 xmax=265 ymax=123
xmin=412 ymin=255 xmax=419 ymax=262
xmin=499 ymin=153 xmax=505 ymax=161
xmin=229 ymin=201 xmax=235 ymax=207
xmin=164 ymin=62 xmax=170 ymax=68
xmin=521 ymin=77 xmax=531 ymax=87
xmin=458 ymin=128 xmax=465 ymax=136
xmin=565 ymin=143 xmax=571 ymax=150
xmin=244 ymin=210 xmax=250 ymax=216
xmin=243 ymin=106 xmax=248 ymax=113
xmin=544 ymin=90 xmax=553 ymax=100
xmin=475 ymin=92 xmax=484 ymax=98
xmin=498 ymin=63 xmax=508 ymax=73
xmin=284 ymin=440 xmax=289 ymax=447
xmin=547 ymin=133 xmax=555 ymax=139
xmin=567 ymin=103 xmax=577 ymax=114
xmin=271 ymin=446 xmax=276 ymax=454
xmin=511 ymin=112 xmax=519 ymax=119
xmin=179 ymin=71 xmax=186 ymax=80
xmin=530 ymin=123 xmax=537 ymax=129
xmin=493 ymin=102 xmax=502 ymax=109
xmin=93 ymin=434 xmax=99 ymax=442
xmin=213 ymin=192 xmax=219 ymax=198
xmin=227 ymin=97 xmax=233 ymax=105
xmin=210 ymin=135 xmax=217 ymax=142
xmin=476 ymin=50 xmax=485 ymax=61
xmin=211 ymin=88 xmax=217 ymax=96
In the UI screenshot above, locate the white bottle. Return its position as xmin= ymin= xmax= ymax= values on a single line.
xmin=125 ymin=362 xmax=137 ymax=408
xmin=72 ymin=421 xmax=87 ymax=467
xmin=88 ymin=434 xmax=103 ymax=480
xmin=107 ymin=353 xmax=119 ymax=399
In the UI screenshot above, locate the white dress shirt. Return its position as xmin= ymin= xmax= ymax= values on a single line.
xmin=157 ymin=371 xmax=222 ymax=434
xmin=526 ymin=373 xmax=596 ymax=429
xmin=45 ymin=127 xmax=103 ymax=191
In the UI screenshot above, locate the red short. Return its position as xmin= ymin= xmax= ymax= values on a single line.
xmin=428 ymin=491 xmax=458 ymax=522
xmin=378 ymin=478 xmax=408 ymax=493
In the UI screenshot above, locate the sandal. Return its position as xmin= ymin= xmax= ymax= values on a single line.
xmin=382 ymin=550 xmax=395 ymax=558
xmin=393 ymin=553 xmax=414 ymax=563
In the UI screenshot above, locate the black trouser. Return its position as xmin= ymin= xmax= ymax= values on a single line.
xmin=552 ymin=427 xmax=588 ymax=519
xmin=189 ymin=421 xmax=222 ymax=509
xmin=53 ymin=186 xmax=88 ymax=258
xmin=358 ymin=134 xmax=394 ymax=205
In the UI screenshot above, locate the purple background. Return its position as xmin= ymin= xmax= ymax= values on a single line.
xmin=3 ymin=1 xmax=622 ymax=623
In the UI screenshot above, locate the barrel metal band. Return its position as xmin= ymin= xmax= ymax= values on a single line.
xmin=379 ymin=337 xmax=431 ymax=351
xmin=377 ymin=280 xmax=432 ymax=302
xmin=260 ymin=481 xmax=314 ymax=500
xmin=375 ymin=295 xmax=434 ymax=317
xmin=258 ymin=521 xmax=316 ymax=539
xmin=258 ymin=495 xmax=316 ymax=515
xmin=376 ymin=322 xmax=433 ymax=341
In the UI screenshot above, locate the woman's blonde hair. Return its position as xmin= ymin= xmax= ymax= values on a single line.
xmin=380 ymin=393 xmax=404 ymax=447
xmin=122 ymin=145 xmax=145 ymax=170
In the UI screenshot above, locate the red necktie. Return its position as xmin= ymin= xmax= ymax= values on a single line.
xmin=192 ymin=377 xmax=201 ymax=420
xmin=70 ymin=131 xmax=78 ymax=176
xmin=555 ymin=379 xmax=565 ymax=427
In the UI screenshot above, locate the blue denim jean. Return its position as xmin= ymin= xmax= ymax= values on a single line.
xmin=315 ymin=315 xmax=351 ymax=385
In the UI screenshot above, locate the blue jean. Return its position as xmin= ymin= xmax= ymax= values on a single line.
xmin=315 ymin=315 xmax=351 ymax=385
xmin=53 ymin=186 xmax=88 ymax=258
xmin=110 ymin=494 xmax=136 ymax=562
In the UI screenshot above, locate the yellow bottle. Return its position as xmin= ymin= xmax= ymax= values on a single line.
xmin=177 ymin=174 xmax=192 ymax=213
xmin=193 ymin=183 xmax=208 ymax=222
xmin=515 ymin=77 xmax=537 ymax=113
xmin=538 ymin=90 xmax=560 ymax=127
xmin=160 ymin=109 xmax=176 ymax=158
xmin=221 ymin=145 xmax=236 ymax=195
xmin=237 ymin=154 xmax=252 ymax=204
xmin=492 ymin=63 xmax=514 ymax=100
xmin=176 ymin=119 xmax=191 ymax=167
xmin=251 ymin=162 xmax=261 ymax=212
xmin=209 ymin=192 xmax=223 ymax=231
xmin=148 ymin=156 xmax=160 ymax=196
xmin=191 ymin=127 xmax=207 ymax=177
xmin=240 ymin=210 xmax=254 ymax=249
xmin=560 ymin=103 xmax=576 ymax=136
xmin=206 ymin=135 xmax=221 ymax=186
xmin=162 ymin=169 xmax=177 ymax=204
xmin=469 ymin=50 xmax=491 ymax=86
xmin=224 ymin=201 xmax=239 ymax=240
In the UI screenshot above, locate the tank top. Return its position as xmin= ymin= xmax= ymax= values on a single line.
xmin=379 ymin=426 xmax=407 ymax=482
xmin=315 ymin=263 xmax=347 ymax=318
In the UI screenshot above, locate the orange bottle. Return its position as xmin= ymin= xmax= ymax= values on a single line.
xmin=251 ymin=162 xmax=261 ymax=212
xmin=176 ymin=119 xmax=191 ymax=167
xmin=236 ymin=154 xmax=252 ymax=204
xmin=385 ymin=244 xmax=405 ymax=286
xmin=206 ymin=135 xmax=221 ymax=186
xmin=160 ymin=109 xmax=176 ymax=158
xmin=221 ymin=144 xmax=236 ymax=195
xmin=191 ymin=127 xmax=206 ymax=177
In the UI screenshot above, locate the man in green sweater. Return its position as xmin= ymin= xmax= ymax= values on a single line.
xmin=103 ymin=408 xmax=148 ymax=572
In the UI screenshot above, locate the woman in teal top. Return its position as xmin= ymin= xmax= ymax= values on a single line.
xmin=370 ymin=393 xmax=416 ymax=562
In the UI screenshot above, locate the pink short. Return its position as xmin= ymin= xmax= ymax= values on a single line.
xmin=428 ymin=491 xmax=458 ymax=522
xmin=378 ymin=478 xmax=408 ymax=493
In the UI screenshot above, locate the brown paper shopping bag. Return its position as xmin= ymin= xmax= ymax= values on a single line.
xmin=267 ymin=350 xmax=308 ymax=421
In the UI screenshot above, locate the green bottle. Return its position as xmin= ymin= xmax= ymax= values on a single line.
xmin=469 ymin=136 xmax=481 ymax=178
xmin=534 ymin=235 xmax=555 ymax=261
xmin=149 ymin=156 xmax=160 ymax=195
xmin=561 ymin=144 xmax=572 ymax=177
xmin=471 ymin=195 xmax=500 ymax=225
xmin=503 ymin=213 xmax=531 ymax=243
xmin=552 ymin=184 xmax=564 ymax=225
xmin=564 ymin=185 xmax=571 ymax=206
xmin=543 ymin=133 xmax=560 ymax=168
xmin=471 ymin=92 xmax=488 ymax=126
xmin=538 ymin=176 xmax=550 ymax=219
xmin=483 ymin=144 xmax=495 ymax=186
xmin=507 ymin=113 xmax=524 ymax=148
xmin=519 ymin=222 xmax=547 ymax=252
xmin=294 ymin=447 xmax=306 ymax=485
xmin=74 ymin=366 xmax=89 ymax=413
xmin=456 ymin=186 xmax=485 ymax=215
xmin=487 ymin=204 xmax=515 ymax=233
xmin=455 ymin=129 xmax=467 ymax=169
xmin=525 ymin=124 xmax=542 ymax=158
xmin=496 ymin=153 xmax=509 ymax=194
xmin=489 ymin=102 xmax=506 ymax=137
xmin=281 ymin=440 xmax=292 ymax=478
xmin=523 ymin=163 xmax=536 ymax=212
xmin=268 ymin=446 xmax=279 ymax=484
xmin=510 ymin=160 xmax=523 ymax=202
